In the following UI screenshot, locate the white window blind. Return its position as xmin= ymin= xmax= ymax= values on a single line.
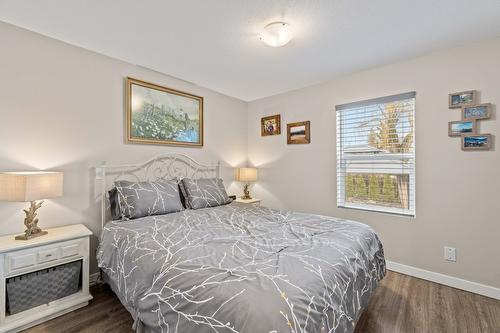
xmin=336 ymin=92 xmax=415 ymax=217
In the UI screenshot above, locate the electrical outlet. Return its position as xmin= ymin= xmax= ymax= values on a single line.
xmin=444 ymin=246 xmax=456 ymax=262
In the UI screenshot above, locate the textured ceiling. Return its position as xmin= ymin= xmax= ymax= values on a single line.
xmin=1 ymin=0 xmax=500 ymax=101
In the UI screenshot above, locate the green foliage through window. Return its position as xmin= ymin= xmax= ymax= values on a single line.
xmin=345 ymin=173 xmax=404 ymax=208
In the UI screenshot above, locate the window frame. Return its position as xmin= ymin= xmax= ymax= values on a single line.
xmin=335 ymin=92 xmax=416 ymax=217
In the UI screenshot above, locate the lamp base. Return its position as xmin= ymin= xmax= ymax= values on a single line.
xmin=241 ymin=184 xmax=252 ymax=200
xmin=15 ymin=200 xmax=47 ymax=241
xmin=15 ymin=230 xmax=48 ymax=241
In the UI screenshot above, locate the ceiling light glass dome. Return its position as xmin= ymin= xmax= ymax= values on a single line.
xmin=260 ymin=22 xmax=294 ymax=47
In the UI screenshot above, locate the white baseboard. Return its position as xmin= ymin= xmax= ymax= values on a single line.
xmin=386 ymin=260 xmax=500 ymax=300
xmin=89 ymin=272 xmax=100 ymax=286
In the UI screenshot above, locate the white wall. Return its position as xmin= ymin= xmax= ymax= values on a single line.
xmin=248 ymin=38 xmax=500 ymax=289
xmin=0 ymin=22 xmax=248 ymax=273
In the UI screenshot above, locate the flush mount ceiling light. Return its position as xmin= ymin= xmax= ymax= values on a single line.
xmin=260 ymin=22 xmax=294 ymax=47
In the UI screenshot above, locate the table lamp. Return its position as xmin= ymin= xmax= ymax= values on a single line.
xmin=0 ymin=172 xmax=63 ymax=240
xmin=235 ymin=167 xmax=258 ymax=200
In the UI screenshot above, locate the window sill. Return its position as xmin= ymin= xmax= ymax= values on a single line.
xmin=338 ymin=204 xmax=415 ymax=218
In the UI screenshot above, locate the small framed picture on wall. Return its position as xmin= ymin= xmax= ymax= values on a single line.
xmin=461 ymin=134 xmax=492 ymax=151
xmin=448 ymin=90 xmax=476 ymax=109
xmin=462 ymin=103 xmax=491 ymax=121
xmin=261 ymin=114 xmax=281 ymax=136
xmin=287 ymin=121 xmax=310 ymax=144
xmin=448 ymin=120 xmax=477 ymax=137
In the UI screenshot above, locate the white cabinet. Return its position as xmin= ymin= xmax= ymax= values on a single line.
xmin=0 ymin=224 xmax=93 ymax=332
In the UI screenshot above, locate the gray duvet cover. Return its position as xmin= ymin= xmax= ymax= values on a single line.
xmin=97 ymin=203 xmax=385 ymax=333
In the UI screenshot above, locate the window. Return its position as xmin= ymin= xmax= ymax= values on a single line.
xmin=336 ymin=92 xmax=415 ymax=216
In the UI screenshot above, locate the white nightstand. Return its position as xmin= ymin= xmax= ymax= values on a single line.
xmin=234 ymin=198 xmax=261 ymax=206
xmin=0 ymin=224 xmax=93 ymax=332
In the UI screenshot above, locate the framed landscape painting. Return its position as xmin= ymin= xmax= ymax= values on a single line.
xmin=126 ymin=77 xmax=203 ymax=146
xmin=261 ymin=114 xmax=281 ymax=136
xmin=461 ymin=134 xmax=492 ymax=151
xmin=462 ymin=103 xmax=491 ymax=121
xmin=287 ymin=121 xmax=310 ymax=144
xmin=448 ymin=120 xmax=477 ymax=137
xmin=448 ymin=90 xmax=476 ymax=109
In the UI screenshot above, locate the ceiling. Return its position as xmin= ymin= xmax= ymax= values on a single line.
xmin=1 ymin=0 xmax=500 ymax=101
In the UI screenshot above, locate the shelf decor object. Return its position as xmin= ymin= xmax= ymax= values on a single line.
xmin=235 ymin=167 xmax=258 ymax=199
xmin=0 ymin=172 xmax=63 ymax=240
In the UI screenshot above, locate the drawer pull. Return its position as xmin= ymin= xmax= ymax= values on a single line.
xmin=38 ymin=249 xmax=58 ymax=263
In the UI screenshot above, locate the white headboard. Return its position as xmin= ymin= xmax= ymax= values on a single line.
xmin=95 ymin=153 xmax=220 ymax=230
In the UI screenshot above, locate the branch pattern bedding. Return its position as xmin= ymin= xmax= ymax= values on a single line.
xmin=97 ymin=202 xmax=385 ymax=333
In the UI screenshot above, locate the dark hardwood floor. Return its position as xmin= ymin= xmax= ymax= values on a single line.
xmin=354 ymin=271 xmax=500 ymax=333
xmin=22 ymin=283 xmax=134 ymax=333
xmin=23 ymin=271 xmax=500 ymax=333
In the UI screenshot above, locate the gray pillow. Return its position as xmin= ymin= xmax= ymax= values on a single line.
xmin=108 ymin=188 xmax=121 ymax=220
xmin=176 ymin=178 xmax=191 ymax=209
xmin=181 ymin=178 xmax=232 ymax=210
xmin=115 ymin=180 xmax=183 ymax=219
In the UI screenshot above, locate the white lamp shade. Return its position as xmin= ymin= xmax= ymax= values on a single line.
xmin=0 ymin=172 xmax=63 ymax=202
xmin=235 ymin=168 xmax=258 ymax=182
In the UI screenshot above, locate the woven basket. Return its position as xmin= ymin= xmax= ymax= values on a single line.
xmin=6 ymin=260 xmax=82 ymax=315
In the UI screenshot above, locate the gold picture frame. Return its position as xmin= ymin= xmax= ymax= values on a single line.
xmin=287 ymin=121 xmax=310 ymax=144
xmin=261 ymin=114 xmax=281 ymax=136
xmin=126 ymin=77 xmax=203 ymax=147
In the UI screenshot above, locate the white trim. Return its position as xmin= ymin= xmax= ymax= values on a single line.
xmin=386 ymin=260 xmax=500 ymax=300
xmin=89 ymin=272 xmax=100 ymax=286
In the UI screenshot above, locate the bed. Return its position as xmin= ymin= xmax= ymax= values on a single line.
xmin=96 ymin=154 xmax=385 ymax=333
